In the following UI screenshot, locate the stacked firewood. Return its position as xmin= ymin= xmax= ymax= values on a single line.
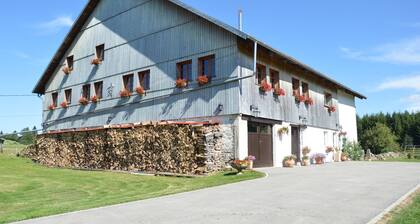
xmin=23 ymin=124 xmax=222 ymax=174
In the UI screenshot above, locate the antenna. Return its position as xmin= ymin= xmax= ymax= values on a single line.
xmin=238 ymin=9 xmax=243 ymax=31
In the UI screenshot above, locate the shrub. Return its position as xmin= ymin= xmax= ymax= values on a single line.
xmin=360 ymin=123 xmax=400 ymax=154
xmin=342 ymin=139 xmax=364 ymax=160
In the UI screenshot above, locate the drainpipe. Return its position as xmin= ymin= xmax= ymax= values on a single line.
xmin=253 ymin=40 xmax=258 ymax=73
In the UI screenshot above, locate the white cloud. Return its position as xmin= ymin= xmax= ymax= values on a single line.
xmin=402 ymin=94 xmax=420 ymax=112
xmin=36 ymin=16 xmax=74 ymax=34
xmin=376 ymin=74 xmax=420 ymax=91
xmin=340 ymin=37 xmax=420 ymax=65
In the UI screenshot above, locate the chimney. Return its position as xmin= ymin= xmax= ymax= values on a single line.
xmin=238 ymin=10 xmax=243 ymax=31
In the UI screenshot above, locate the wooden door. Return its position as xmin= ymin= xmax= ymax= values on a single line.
xmin=248 ymin=122 xmax=273 ymax=167
xmin=291 ymin=126 xmax=301 ymax=162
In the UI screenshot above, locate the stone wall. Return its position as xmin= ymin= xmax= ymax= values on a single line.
xmin=24 ymin=123 xmax=235 ymax=175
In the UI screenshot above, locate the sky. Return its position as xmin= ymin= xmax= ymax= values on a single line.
xmin=1 ymin=0 xmax=420 ymax=133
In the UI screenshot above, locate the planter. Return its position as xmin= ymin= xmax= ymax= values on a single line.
xmin=91 ymin=95 xmax=99 ymax=103
xmin=327 ymin=106 xmax=336 ymax=113
xmin=302 ymin=159 xmax=310 ymax=166
xmin=91 ymin=58 xmax=101 ymax=65
xmin=79 ymin=97 xmax=89 ymax=106
xmin=273 ymin=88 xmax=286 ymax=96
xmin=341 ymin=154 xmax=348 ymax=161
xmin=259 ymin=80 xmax=272 ymax=93
xmin=119 ymin=89 xmax=132 ymax=98
xmin=60 ymin=101 xmax=68 ymax=109
xmin=295 ymin=95 xmax=306 ymax=103
xmin=48 ymin=105 xmax=55 ymax=111
xmin=175 ymin=79 xmax=187 ymax=88
xmin=62 ymin=66 xmax=72 ymax=75
xmin=197 ymin=75 xmax=209 ymax=86
xmin=283 ymin=159 xmax=295 ymax=168
xmin=136 ymin=86 xmax=145 ymax=95
xmin=334 ymin=151 xmax=342 ymax=162
xmin=315 ymin=157 xmax=324 ymax=164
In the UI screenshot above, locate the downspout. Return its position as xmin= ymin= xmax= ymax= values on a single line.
xmin=253 ymin=40 xmax=258 ymax=74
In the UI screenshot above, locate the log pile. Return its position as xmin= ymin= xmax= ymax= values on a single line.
xmin=23 ymin=123 xmax=227 ymax=174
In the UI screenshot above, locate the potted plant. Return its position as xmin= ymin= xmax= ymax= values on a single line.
xmin=327 ymin=105 xmax=336 ymax=113
xmin=259 ymin=80 xmax=272 ymax=93
xmin=305 ymin=97 xmax=314 ymax=105
xmin=302 ymin=155 xmax=310 ymax=166
xmin=341 ymin=152 xmax=349 ymax=161
xmin=277 ymin=127 xmax=289 ymax=136
xmin=136 ymin=86 xmax=145 ymax=95
xmin=197 ymin=75 xmax=209 ymax=86
xmin=91 ymin=95 xmax=99 ymax=103
xmin=245 ymin=155 xmax=256 ymax=169
xmin=62 ymin=66 xmax=72 ymax=75
xmin=119 ymin=89 xmax=132 ymax=98
xmin=325 ymin=146 xmax=335 ymax=153
xmin=283 ymin=155 xmax=297 ymax=168
xmin=311 ymin=153 xmax=326 ymax=164
xmin=91 ymin=58 xmax=101 ymax=65
xmin=48 ymin=104 xmax=56 ymax=111
xmin=175 ymin=79 xmax=187 ymax=88
xmin=273 ymin=87 xmax=286 ymax=96
xmin=79 ymin=97 xmax=89 ymax=105
xmin=60 ymin=101 xmax=69 ymax=109
xmin=302 ymin=146 xmax=311 ymax=156
xmin=295 ymin=94 xmax=305 ymax=103
xmin=334 ymin=148 xmax=342 ymax=162
xmin=230 ymin=160 xmax=249 ymax=174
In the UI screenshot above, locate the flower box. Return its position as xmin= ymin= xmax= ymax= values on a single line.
xmin=197 ymin=75 xmax=209 ymax=86
xmin=91 ymin=95 xmax=99 ymax=103
xmin=91 ymin=58 xmax=101 ymax=65
xmin=48 ymin=105 xmax=56 ymax=111
xmin=327 ymin=105 xmax=336 ymax=113
xmin=273 ymin=87 xmax=286 ymax=96
xmin=259 ymin=80 xmax=272 ymax=93
xmin=79 ymin=97 xmax=89 ymax=105
xmin=175 ymin=79 xmax=188 ymax=88
xmin=136 ymin=86 xmax=145 ymax=95
xmin=60 ymin=101 xmax=69 ymax=109
xmin=305 ymin=97 xmax=314 ymax=105
xmin=119 ymin=89 xmax=132 ymax=98
xmin=295 ymin=95 xmax=306 ymax=103
xmin=62 ymin=66 xmax=72 ymax=75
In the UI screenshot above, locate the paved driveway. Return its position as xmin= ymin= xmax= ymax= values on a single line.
xmin=15 ymin=162 xmax=420 ymax=224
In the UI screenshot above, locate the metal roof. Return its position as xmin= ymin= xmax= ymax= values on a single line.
xmin=33 ymin=0 xmax=366 ymax=99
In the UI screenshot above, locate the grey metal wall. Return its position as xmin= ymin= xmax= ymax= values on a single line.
xmin=238 ymin=48 xmax=340 ymax=130
xmin=42 ymin=0 xmax=241 ymax=130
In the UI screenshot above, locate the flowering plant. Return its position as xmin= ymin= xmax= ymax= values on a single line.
xmin=91 ymin=95 xmax=99 ymax=103
xmin=326 ymin=146 xmax=335 ymax=153
xmin=327 ymin=105 xmax=336 ymax=113
xmin=62 ymin=66 xmax=72 ymax=75
xmin=60 ymin=101 xmax=69 ymax=108
xmin=230 ymin=159 xmax=249 ymax=173
xmin=305 ymin=97 xmax=314 ymax=105
xmin=278 ymin=127 xmax=289 ymax=135
xmin=273 ymin=87 xmax=286 ymax=96
xmin=259 ymin=80 xmax=272 ymax=92
xmin=79 ymin=97 xmax=89 ymax=105
xmin=197 ymin=75 xmax=209 ymax=86
xmin=302 ymin=146 xmax=311 ymax=156
xmin=245 ymin=155 xmax=256 ymax=161
xmin=119 ymin=89 xmax=132 ymax=98
xmin=91 ymin=58 xmax=101 ymax=65
xmin=48 ymin=104 xmax=56 ymax=111
xmin=136 ymin=86 xmax=145 ymax=95
xmin=175 ymin=79 xmax=187 ymax=88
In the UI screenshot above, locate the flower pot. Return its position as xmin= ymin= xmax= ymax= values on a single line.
xmin=315 ymin=157 xmax=324 ymax=164
xmin=302 ymin=159 xmax=310 ymax=166
xmin=283 ymin=159 xmax=295 ymax=168
xmin=334 ymin=151 xmax=342 ymax=162
xmin=91 ymin=58 xmax=101 ymax=65
xmin=175 ymin=79 xmax=187 ymax=88
xmin=247 ymin=160 xmax=253 ymax=170
xmin=341 ymin=155 xmax=348 ymax=161
xmin=136 ymin=86 xmax=145 ymax=95
xmin=197 ymin=75 xmax=209 ymax=86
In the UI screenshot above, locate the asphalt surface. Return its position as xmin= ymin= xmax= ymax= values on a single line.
xmin=15 ymin=162 xmax=420 ymax=224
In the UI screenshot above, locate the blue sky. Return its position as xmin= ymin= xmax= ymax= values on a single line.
xmin=1 ymin=0 xmax=420 ymax=133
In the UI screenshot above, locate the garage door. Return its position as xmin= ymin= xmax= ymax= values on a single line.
xmin=248 ymin=122 xmax=273 ymax=167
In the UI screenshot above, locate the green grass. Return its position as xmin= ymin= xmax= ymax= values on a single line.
xmin=1 ymin=140 xmax=27 ymax=156
xmin=0 ymin=155 xmax=264 ymax=223
xmin=388 ymin=191 xmax=420 ymax=224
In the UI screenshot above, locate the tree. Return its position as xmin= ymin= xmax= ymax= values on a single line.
xmin=18 ymin=127 xmax=36 ymax=145
xmin=361 ymin=123 xmax=400 ymax=154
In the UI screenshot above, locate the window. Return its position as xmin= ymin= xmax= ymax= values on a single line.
xmin=94 ymin=81 xmax=103 ymax=99
xmin=269 ymin=69 xmax=280 ymax=89
xmin=177 ymin=60 xmax=192 ymax=81
xmin=96 ymin=44 xmax=105 ymax=61
xmin=66 ymin=55 xmax=74 ymax=70
xmin=138 ymin=70 xmax=150 ymax=90
xmin=123 ymin=74 xmax=134 ymax=92
xmin=324 ymin=92 xmax=332 ymax=106
xmin=52 ymin=92 xmax=58 ymax=107
xmin=292 ymin=78 xmax=300 ymax=96
xmin=198 ymin=55 xmax=215 ymax=78
xmin=256 ymin=64 xmax=266 ymax=84
xmin=65 ymin=89 xmax=72 ymax=104
xmin=82 ymin=84 xmax=90 ymax=99
xmin=302 ymin=82 xmax=309 ymax=97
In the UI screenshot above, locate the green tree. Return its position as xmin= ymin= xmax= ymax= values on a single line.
xmin=361 ymin=123 xmax=400 ymax=154
xmin=18 ymin=127 xmax=36 ymax=145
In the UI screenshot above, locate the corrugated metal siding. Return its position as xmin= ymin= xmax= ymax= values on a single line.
xmin=43 ymin=0 xmax=240 ymax=130
xmin=238 ymin=49 xmax=339 ymax=130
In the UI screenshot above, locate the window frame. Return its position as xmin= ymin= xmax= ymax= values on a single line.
xmin=256 ymin=63 xmax=266 ymax=85
xmin=66 ymin=55 xmax=74 ymax=70
xmin=94 ymin=81 xmax=103 ymax=99
xmin=176 ymin=60 xmax=192 ymax=81
xmin=95 ymin=44 xmax=105 ymax=61
xmin=138 ymin=70 xmax=151 ymax=90
xmin=64 ymin=89 xmax=72 ymax=105
xmin=198 ymin=55 xmax=215 ymax=79
xmin=324 ymin=92 xmax=333 ymax=107
xmin=292 ymin=78 xmax=300 ymax=96
xmin=82 ymin=84 xmax=91 ymax=99
xmin=122 ymin=74 xmax=134 ymax=92
xmin=269 ymin=69 xmax=280 ymax=89
xmin=51 ymin=92 xmax=58 ymax=107
xmin=301 ymin=82 xmax=309 ymax=98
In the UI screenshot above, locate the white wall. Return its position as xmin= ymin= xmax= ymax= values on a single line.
xmin=338 ymin=90 xmax=358 ymax=142
xmin=273 ymin=123 xmax=292 ymax=167
xmin=237 ymin=116 xmax=248 ymax=160
xmin=301 ymin=126 xmax=338 ymax=162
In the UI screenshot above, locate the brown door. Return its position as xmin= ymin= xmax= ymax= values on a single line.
xmin=291 ymin=126 xmax=301 ymax=162
xmin=248 ymin=122 xmax=273 ymax=167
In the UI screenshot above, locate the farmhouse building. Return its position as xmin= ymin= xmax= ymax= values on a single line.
xmin=33 ymin=0 xmax=366 ymax=168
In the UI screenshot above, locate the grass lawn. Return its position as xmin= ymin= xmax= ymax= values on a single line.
xmin=0 ymin=154 xmax=264 ymax=223
xmin=1 ymin=140 xmax=27 ymax=156
xmin=387 ymin=190 xmax=420 ymax=224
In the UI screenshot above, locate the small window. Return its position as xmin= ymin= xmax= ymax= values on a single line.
xmin=123 ymin=74 xmax=134 ymax=92
xmin=177 ymin=60 xmax=192 ymax=81
xmin=82 ymin=84 xmax=90 ymax=99
xmin=94 ymin=81 xmax=103 ymax=99
xmin=198 ymin=55 xmax=215 ymax=78
xmin=66 ymin=55 xmax=74 ymax=70
xmin=96 ymin=44 xmax=105 ymax=61
xmin=52 ymin=92 xmax=58 ymax=107
xmin=292 ymin=78 xmax=300 ymax=96
xmin=256 ymin=64 xmax=266 ymax=84
xmin=324 ymin=92 xmax=332 ymax=106
xmin=270 ymin=69 xmax=280 ymax=89
xmin=65 ymin=89 xmax=72 ymax=105
xmin=138 ymin=70 xmax=150 ymax=90
xmin=302 ymin=82 xmax=309 ymax=97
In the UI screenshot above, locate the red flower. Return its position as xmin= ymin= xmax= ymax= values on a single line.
xmin=273 ymin=87 xmax=286 ymax=96
xmin=91 ymin=95 xmax=99 ymax=103
xmin=60 ymin=101 xmax=68 ymax=108
xmin=62 ymin=66 xmax=72 ymax=75
xmin=48 ymin=104 xmax=56 ymax=111
xmin=119 ymin=89 xmax=132 ymax=98
xmin=136 ymin=86 xmax=145 ymax=95
xmin=175 ymin=79 xmax=188 ymax=88
xmin=328 ymin=105 xmax=336 ymax=113
xmin=259 ymin=80 xmax=272 ymax=92
xmin=79 ymin=97 xmax=89 ymax=105
xmin=197 ymin=75 xmax=209 ymax=86
xmin=305 ymin=97 xmax=314 ymax=105
xmin=296 ymin=95 xmax=306 ymax=102
xmin=91 ymin=58 xmax=101 ymax=65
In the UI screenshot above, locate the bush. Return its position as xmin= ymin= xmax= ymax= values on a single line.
xmin=361 ymin=123 xmax=400 ymax=154
xmin=342 ymin=139 xmax=364 ymax=161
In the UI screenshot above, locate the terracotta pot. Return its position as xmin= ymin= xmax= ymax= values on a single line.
xmin=315 ymin=157 xmax=324 ymax=164
xmin=302 ymin=159 xmax=310 ymax=166
xmin=284 ymin=159 xmax=295 ymax=168
xmin=341 ymin=155 xmax=348 ymax=161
